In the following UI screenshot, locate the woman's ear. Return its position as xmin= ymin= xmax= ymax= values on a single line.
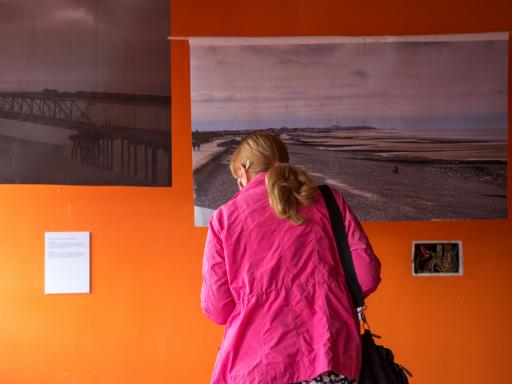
xmin=238 ymin=165 xmax=248 ymax=187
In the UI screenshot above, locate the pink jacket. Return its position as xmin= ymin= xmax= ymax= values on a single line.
xmin=201 ymin=172 xmax=381 ymax=384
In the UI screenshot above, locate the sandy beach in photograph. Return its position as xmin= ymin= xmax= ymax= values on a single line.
xmin=193 ymin=127 xmax=507 ymax=222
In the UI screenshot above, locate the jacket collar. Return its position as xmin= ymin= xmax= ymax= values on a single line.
xmin=235 ymin=172 xmax=266 ymax=197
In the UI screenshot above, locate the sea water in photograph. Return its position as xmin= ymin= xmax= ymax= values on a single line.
xmin=190 ymin=34 xmax=508 ymax=225
xmin=0 ymin=0 xmax=171 ymax=186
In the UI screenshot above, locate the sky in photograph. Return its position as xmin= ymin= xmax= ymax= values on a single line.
xmin=0 ymin=0 xmax=169 ymax=95
xmin=190 ymin=38 xmax=508 ymax=135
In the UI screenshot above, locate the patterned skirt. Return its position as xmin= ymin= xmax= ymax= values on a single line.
xmin=292 ymin=371 xmax=357 ymax=384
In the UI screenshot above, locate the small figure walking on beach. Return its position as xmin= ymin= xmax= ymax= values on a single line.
xmin=392 ymin=165 xmax=399 ymax=175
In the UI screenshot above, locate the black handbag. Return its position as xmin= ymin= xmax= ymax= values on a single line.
xmin=318 ymin=185 xmax=412 ymax=384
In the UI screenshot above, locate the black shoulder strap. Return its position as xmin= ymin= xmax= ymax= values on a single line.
xmin=318 ymin=184 xmax=366 ymax=310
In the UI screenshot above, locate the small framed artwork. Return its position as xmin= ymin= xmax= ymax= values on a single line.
xmin=412 ymin=241 xmax=463 ymax=276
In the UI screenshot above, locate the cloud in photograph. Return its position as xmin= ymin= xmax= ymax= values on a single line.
xmin=0 ymin=0 xmax=169 ymax=94
xmin=190 ymin=39 xmax=508 ymax=131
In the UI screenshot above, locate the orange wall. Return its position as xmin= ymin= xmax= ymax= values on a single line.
xmin=0 ymin=0 xmax=511 ymax=383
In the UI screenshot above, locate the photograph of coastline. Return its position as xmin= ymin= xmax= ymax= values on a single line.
xmin=190 ymin=34 xmax=508 ymax=226
xmin=0 ymin=0 xmax=171 ymax=186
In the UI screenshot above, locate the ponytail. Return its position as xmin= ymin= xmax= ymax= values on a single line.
xmin=231 ymin=132 xmax=317 ymax=225
xmin=265 ymin=164 xmax=317 ymax=225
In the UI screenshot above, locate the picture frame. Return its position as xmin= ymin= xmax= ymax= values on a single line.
xmin=412 ymin=241 xmax=463 ymax=276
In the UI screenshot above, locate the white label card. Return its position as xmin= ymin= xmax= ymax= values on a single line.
xmin=45 ymin=232 xmax=90 ymax=294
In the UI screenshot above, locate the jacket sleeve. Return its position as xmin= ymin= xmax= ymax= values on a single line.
xmin=332 ymin=189 xmax=381 ymax=297
xmin=200 ymin=210 xmax=235 ymax=325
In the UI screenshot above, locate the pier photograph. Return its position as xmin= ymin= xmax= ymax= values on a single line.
xmin=190 ymin=34 xmax=508 ymax=225
xmin=0 ymin=0 xmax=171 ymax=186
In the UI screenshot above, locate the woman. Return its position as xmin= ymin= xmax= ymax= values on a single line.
xmin=201 ymin=133 xmax=381 ymax=384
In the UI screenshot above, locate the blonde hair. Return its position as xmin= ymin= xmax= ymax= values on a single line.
xmin=230 ymin=132 xmax=317 ymax=224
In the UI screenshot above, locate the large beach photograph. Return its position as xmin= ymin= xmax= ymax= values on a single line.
xmin=0 ymin=0 xmax=171 ymax=186
xmin=190 ymin=34 xmax=508 ymax=226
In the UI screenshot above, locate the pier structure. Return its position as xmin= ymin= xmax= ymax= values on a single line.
xmin=0 ymin=90 xmax=171 ymax=185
